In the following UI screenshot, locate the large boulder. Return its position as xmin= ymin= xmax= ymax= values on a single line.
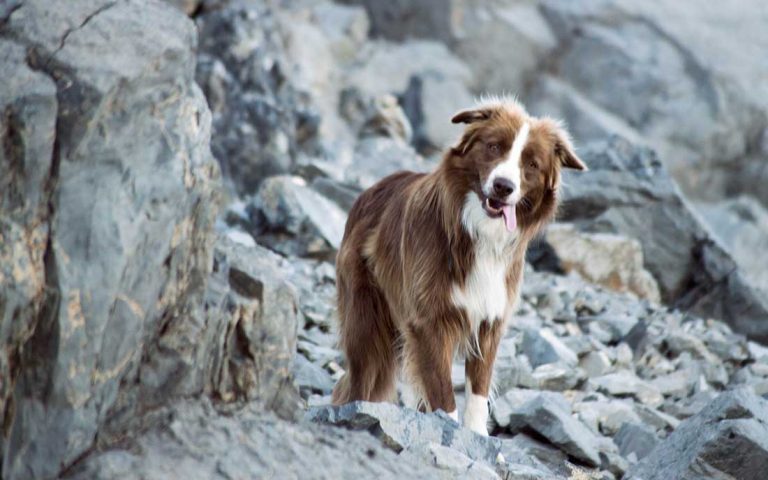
xmin=534 ymin=0 xmax=768 ymax=204
xmin=555 ymin=136 xmax=768 ymax=342
xmin=626 ymin=389 xmax=768 ymax=480
xmin=66 ymin=399 xmax=447 ymax=480
xmin=0 ymin=1 xmax=220 ymax=478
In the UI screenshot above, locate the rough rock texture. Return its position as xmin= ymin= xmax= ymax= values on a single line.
xmin=307 ymin=402 xmax=503 ymax=466
xmin=195 ymin=1 xmax=322 ymax=195
xmin=66 ymin=399 xmax=446 ymax=480
xmin=697 ymin=196 xmax=768 ymax=291
xmin=536 ymin=0 xmax=768 ymax=205
xmin=248 ymin=175 xmax=347 ymax=260
xmin=627 ymin=389 xmax=768 ymax=480
xmin=0 ymin=1 xmax=220 ymax=477
xmin=555 ymin=136 xmax=768 ymax=342
xmin=544 ymin=223 xmax=661 ymax=302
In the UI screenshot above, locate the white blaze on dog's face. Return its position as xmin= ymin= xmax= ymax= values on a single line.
xmin=450 ymin=97 xmax=587 ymax=235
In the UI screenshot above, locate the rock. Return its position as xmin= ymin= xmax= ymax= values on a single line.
xmin=580 ymin=351 xmax=613 ymax=378
xmin=184 ymin=236 xmax=301 ymax=415
xmin=347 ymin=39 xmax=473 ymax=101
xmin=408 ymin=443 xmax=501 ymax=480
xmin=697 ymin=196 xmax=768 ymax=291
xmin=493 ymin=390 xmax=571 ymax=429
xmin=627 ymin=389 xmax=768 ymax=480
xmin=504 ymin=394 xmax=603 ymax=467
xmin=399 ymin=71 xmax=474 ymax=155
xmin=164 ymin=0 xmax=200 ymax=15
xmin=500 ymin=433 xmax=587 ymax=479
xmin=528 ymin=75 xmax=648 ymax=148
xmin=557 ymin=136 xmax=768 ymax=343
xmin=521 ymin=328 xmax=579 ymax=368
xmin=649 ymin=370 xmax=693 ymax=399
xmin=293 ymin=354 xmax=335 ymax=398
xmin=543 ymin=223 xmax=661 ymax=303
xmin=613 ymin=423 xmax=659 ymax=463
xmin=248 ymin=175 xmax=347 ymax=260
xmin=348 ymin=136 xmax=428 ymax=190
xmin=349 ymin=1 xmax=556 ymax=96
xmin=532 ymin=362 xmax=585 ymax=392
xmin=195 ymin=1 xmax=321 ymax=195
xmin=67 ymin=399 xmax=446 ymax=480
xmin=0 ymin=38 xmax=57 ymax=463
xmin=537 ymin=0 xmax=768 ymax=205
xmin=590 ymin=371 xmax=663 ymax=407
xmin=0 ymin=1 xmax=220 ymax=478
xmin=306 ymin=401 xmax=502 ymax=466
xmin=573 ymin=398 xmax=642 ymax=437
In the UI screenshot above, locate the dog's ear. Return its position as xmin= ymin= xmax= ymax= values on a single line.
xmin=451 ymin=108 xmax=490 ymax=124
xmin=554 ymin=128 xmax=587 ymax=171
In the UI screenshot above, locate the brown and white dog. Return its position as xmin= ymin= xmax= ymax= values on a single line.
xmin=331 ymin=97 xmax=586 ymax=435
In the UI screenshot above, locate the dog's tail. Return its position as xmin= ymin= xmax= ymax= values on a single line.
xmin=331 ymin=372 xmax=352 ymax=405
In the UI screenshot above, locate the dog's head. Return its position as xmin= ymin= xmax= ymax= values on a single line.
xmin=447 ymin=97 xmax=586 ymax=232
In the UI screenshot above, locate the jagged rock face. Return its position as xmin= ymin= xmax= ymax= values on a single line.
xmin=627 ymin=389 xmax=768 ymax=479
xmin=66 ymin=399 xmax=448 ymax=480
xmin=0 ymin=1 xmax=220 ymax=478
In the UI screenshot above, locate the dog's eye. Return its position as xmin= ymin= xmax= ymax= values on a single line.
xmin=487 ymin=143 xmax=501 ymax=155
xmin=528 ymin=159 xmax=539 ymax=169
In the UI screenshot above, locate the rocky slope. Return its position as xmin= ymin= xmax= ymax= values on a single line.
xmin=2 ymin=0 xmax=768 ymax=479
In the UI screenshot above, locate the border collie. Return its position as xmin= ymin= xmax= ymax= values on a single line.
xmin=332 ymin=97 xmax=587 ymax=435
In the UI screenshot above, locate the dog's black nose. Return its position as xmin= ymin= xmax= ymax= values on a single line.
xmin=492 ymin=178 xmax=515 ymax=198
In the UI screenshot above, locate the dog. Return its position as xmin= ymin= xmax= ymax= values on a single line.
xmin=331 ymin=97 xmax=586 ymax=435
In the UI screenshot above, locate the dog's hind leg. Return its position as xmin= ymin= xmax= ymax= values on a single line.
xmin=402 ymin=322 xmax=459 ymax=420
xmin=332 ymin=258 xmax=397 ymax=405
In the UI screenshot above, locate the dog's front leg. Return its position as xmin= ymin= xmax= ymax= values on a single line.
xmin=464 ymin=320 xmax=505 ymax=435
xmin=404 ymin=322 xmax=458 ymax=421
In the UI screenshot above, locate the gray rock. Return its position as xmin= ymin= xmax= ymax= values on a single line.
xmin=538 ymin=0 xmax=768 ymax=205
xmin=613 ymin=423 xmax=659 ymax=462
xmin=590 ymin=371 xmax=663 ymax=407
xmin=504 ymin=395 xmax=603 ymax=467
xmin=493 ymin=390 xmax=571 ymax=429
xmin=348 ymin=136 xmax=429 ymax=190
xmin=627 ymin=389 xmax=768 ymax=480
xmin=249 ymin=175 xmax=347 ymax=260
xmin=0 ymin=1 xmax=220 ymax=478
xmin=557 ymin=136 xmax=768 ymax=343
xmin=293 ymin=354 xmax=335 ymax=397
xmin=522 ymin=328 xmax=579 ymax=368
xmin=407 ymin=443 xmax=501 ymax=480
xmin=697 ymin=196 xmax=768 ymax=291
xmin=580 ymin=351 xmax=613 ymax=378
xmin=307 ymin=401 xmax=502 ymax=466
xmin=66 ymin=399 xmax=446 ymax=480
xmin=195 ymin=2 xmax=321 ymax=195
xmin=162 ymin=235 xmax=301 ymax=416
xmin=399 ymin=71 xmax=474 ymax=155
xmin=532 ymin=362 xmax=586 ymax=392
xmin=573 ymin=398 xmax=642 ymax=437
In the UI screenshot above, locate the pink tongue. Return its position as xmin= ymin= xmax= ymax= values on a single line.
xmin=501 ymin=205 xmax=517 ymax=232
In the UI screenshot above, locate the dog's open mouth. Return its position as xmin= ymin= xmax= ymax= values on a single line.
xmin=483 ymin=197 xmax=517 ymax=232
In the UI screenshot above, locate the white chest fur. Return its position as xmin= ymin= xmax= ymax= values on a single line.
xmin=451 ymin=193 xmax=517 ymax=332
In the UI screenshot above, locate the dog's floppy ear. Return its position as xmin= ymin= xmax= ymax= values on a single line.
xmin=451 ymin=108 xmax=490 ymax=124
xmin=555 ymin=129 xmax=587 ymax=171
